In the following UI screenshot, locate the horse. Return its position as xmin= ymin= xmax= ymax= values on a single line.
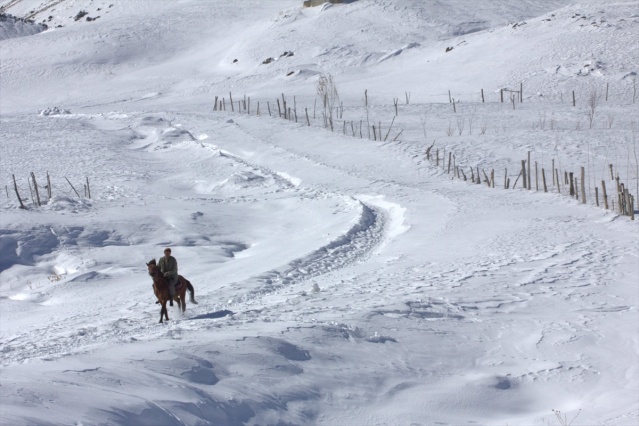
xmin=147 ymin=258 xmax=197 ymax=304
xmin=146 ymin=258 xmax=197 ymax=323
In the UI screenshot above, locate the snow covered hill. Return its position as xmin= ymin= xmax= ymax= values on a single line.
xmin=1 ymin=0 xmax=637 ymax=425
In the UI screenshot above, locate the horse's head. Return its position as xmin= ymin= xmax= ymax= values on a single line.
xmin=146 ymin=258 xmax=158 ymax=276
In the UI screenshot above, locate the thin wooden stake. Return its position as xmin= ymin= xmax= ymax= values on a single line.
xmin=569 ymin=172 xmax=575 ymax=196
xmin=580 ymin=167 xmax=586 ymax=204
xmin=513 ymin=170 xmax=522 ymax=189
xmin=542 ymin=168 xmax=548 ymax=192
xmin=65 ymin=177 xmax=81 ymax=198
xmin=602 ymin=180 xmax=608 ymax=209
xmin=47 ymin=172 xmax=52 ymax=199
xmin=384 ymin=116 xmax=396 ymax=141
xmin=86 ymin=177 xmax=91 ymax=199
xmin=12 ymin=174 xmax=25 ymax=209
xmin=31 ymin=172 xmax=41 ymax=206
xmin=482 ymin=169 xmax=491 ymax=187
xmin=527 ymin=152 xmax=531 ymax=190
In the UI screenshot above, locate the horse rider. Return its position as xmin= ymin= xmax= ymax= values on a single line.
xmin=158 ymin=247 xmax=178 ymax=306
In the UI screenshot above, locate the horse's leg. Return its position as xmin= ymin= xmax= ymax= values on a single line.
xmin=181 ymin=290 xmax=186 ymax=313
xmin=164 ymin=298 xmax=170 ymax=322
xmin=159 ymin=300 xmax=166 ymax=323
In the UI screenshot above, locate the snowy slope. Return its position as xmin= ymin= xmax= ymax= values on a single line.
xmin=1 ymin=0 xmax=638 ymax=425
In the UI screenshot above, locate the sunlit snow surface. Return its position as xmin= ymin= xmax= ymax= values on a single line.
xmin=1 ymin=0 xmax=638 ymax=425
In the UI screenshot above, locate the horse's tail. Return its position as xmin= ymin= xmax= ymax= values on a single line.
xmin=186 ymin=280 xmax=197 ymax=304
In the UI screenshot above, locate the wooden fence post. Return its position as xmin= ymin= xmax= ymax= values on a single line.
xmin=47 ymin=172 xmax=52 ymax=199
xmin=12 ymin=174 xmax=25 ymax=209
xmin=595 ymin=187 xmax=599 ymax=206
xmin=31 ymin=172 xmax=41 ymax=206
xmin=86 ymin=177 xmax=91 ymax=199
xmin=521 ymin=160 xmax=527 ymax=189
xmin=580 ymin=167 xmax=586 ymax=204
xmin=65 ymin=177 xmax=81 ymax=198
xmin=555 ymin=169 xmax=561 ymax=193
xmin=229 ymin=92 xmax=234 ymax=111
xmin=527 ymin=152 xmax=531 ymax=190
xmin=602 ymin=181 xmax=608 ymax=209
xmin=542 ymin=168 xmax=548 ymax=192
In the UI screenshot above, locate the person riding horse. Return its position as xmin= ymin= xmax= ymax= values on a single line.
xmin=158 ymin=247 xmax=178 ymax=306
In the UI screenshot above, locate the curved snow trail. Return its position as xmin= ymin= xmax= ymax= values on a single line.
xmin=235 ymin=199 xmax=386 ymax=300
xmin=193 ymin=138 xmax=396 ymax=300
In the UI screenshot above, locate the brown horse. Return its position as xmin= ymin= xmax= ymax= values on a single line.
xmin=146 ymin=259 xmax=197 ymax=323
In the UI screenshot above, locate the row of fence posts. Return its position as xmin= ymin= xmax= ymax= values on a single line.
xmin=214 ymin=92 xmax=301 ymax=123
xmin=7 ymin=172 xmax=91 ymax=209
xmin=214 ymin=91 xmax=403 ymax=142
xmin=425 ymin=144 xmax=635 ymax=220
xmin=213 ymin=91 xmax=635 ymax=220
